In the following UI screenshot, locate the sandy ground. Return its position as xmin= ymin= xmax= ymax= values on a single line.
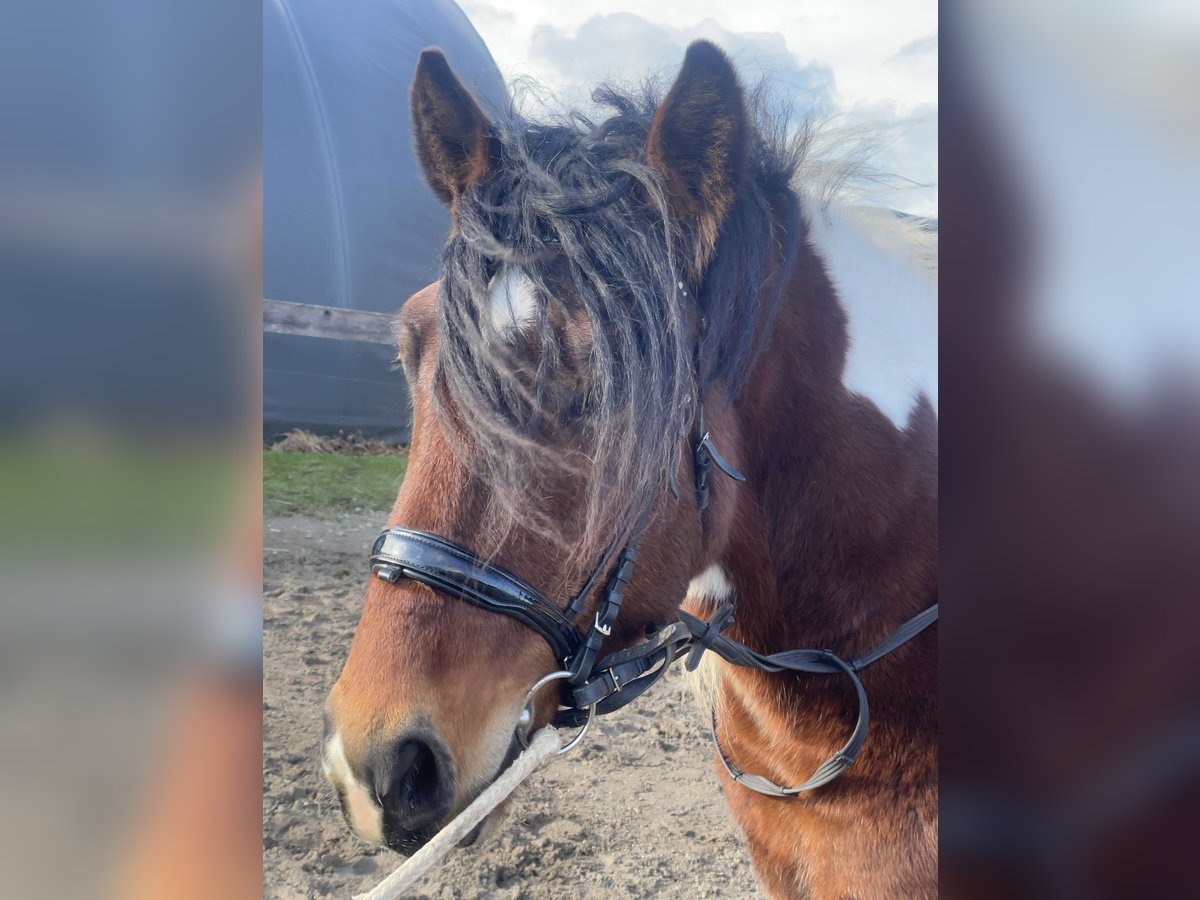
xmin=263 ymin=512 xmax=761 ymax=899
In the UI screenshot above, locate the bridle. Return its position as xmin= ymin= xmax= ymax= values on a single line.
xmin=369 ymin=402 xmax=938 ymax=794
xmin=369 ymin=401 xmax=740 ymax=736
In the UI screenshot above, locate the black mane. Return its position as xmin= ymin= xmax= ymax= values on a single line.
xmin=431 ymin=81 xmax=807 ymax=565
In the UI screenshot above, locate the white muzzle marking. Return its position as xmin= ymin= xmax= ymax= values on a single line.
xmin=322 ymin=732 xmax=385 ymax=846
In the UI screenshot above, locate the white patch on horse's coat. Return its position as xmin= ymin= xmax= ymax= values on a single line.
xmin=687 ymin=565 xmax=734 ymax=606
xmin=488 ymin=268 xmax=537 ymax=333
xmin=802 ymin=198 xmax=938 ymax=429
xmin=322 ymin=732 xmax=384 ymax=846
xmin=682 ymin=566 xmax=735 ymax=713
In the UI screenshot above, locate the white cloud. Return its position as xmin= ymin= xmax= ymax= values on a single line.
xmin=457 ymin=1 xmax=936 ymax=215
xmin=893 ymin=33 xmax=938 ymax=59
xmin=530 ymin=14 xmax=836 ymax=117
xmin=841 ymin=101 xmax=938 ymax=216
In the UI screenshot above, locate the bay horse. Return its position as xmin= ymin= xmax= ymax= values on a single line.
xmin=323 ymin=41 xmax=937 ymax=898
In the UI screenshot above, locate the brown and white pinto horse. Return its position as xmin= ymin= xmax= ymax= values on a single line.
xmin=324 ymin=41 xmax=937 ymax=898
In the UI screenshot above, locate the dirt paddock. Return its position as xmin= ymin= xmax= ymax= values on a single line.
xmin=263 ymin=512 xmax=760 ymax=898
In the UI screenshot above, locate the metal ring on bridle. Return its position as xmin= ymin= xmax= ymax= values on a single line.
xmin=516 ymin=670 xmax=596 ymax=755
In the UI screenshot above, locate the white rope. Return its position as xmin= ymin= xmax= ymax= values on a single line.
xmin=352 ymin=727 xmax=563 ymax=900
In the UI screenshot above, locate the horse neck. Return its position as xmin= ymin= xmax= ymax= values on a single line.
xmin=715 ymin=199 xmax=939 ymax=660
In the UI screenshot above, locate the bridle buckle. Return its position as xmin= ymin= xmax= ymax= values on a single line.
xmin=594 ymin=610 xmax=612 ymax=636
xmin=372 ymin=563 xmax=402 ymax=583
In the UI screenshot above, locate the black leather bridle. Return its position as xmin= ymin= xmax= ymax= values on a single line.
xmin=369 ymin=405 xmax=938 ymax=793
xmin=370 ymin=406 xmax=744 ymax=695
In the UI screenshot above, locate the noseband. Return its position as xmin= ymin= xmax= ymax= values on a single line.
xmin=368 ymin=405 xmax=938 ymax=794
xmin=371 ymin=528 xmax=586 ymax=665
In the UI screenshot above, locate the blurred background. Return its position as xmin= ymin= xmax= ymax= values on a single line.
xmin=0 ymin=0 xmax=1197 ymax=896
xmin=940 ymin=1 xmax=1200 ymax=897
xmin=0 ymin=0 xmax=262 ymax=897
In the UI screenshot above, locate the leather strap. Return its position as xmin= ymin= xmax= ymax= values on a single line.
xmin=371 ymin=528 xmax=584 ymax=663
xmin=850 ymin=602 xmax=940 ymax=670
xmin=691 ymin=400 xmax=746 ymax=514
xmin=566 ymin=539 xmax=641 ymax=684
xmin=710 ymin=602 xmax=938 ymax=797
xmin=559 ymin=601 xmax=939 ymax=795
xmin=710 ymin=650 xmax=866 ymax=796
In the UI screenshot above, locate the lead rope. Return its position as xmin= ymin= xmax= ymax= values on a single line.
xmin=353 ymin=727 xmax=563 ymax=900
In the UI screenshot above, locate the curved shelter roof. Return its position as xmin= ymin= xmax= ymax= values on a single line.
xmin=263 ymin=0 xmax=507 ymax=440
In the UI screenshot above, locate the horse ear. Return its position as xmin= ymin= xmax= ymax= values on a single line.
xmin=647 ymin=41 xmax=750 ymax=278
xmin=411 ymin=48 xmax=491 ymax=205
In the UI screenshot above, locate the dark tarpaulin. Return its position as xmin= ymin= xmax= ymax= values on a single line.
xmin=263 ymin=0 xmax=507 ymax=442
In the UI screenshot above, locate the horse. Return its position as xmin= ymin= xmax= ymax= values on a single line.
xmin=322 ymin=41 xmax=938 ymax=899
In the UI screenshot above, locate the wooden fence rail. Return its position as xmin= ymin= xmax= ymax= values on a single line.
xmin=263 ymin=298 xmax=394 ymax=345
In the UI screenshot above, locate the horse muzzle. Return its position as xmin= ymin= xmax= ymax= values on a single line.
xmin=323 ymin=725 xmax=457 ymax=854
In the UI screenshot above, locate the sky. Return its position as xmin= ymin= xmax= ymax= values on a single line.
xmin=457 ymin=0 xmax=937 ymax=217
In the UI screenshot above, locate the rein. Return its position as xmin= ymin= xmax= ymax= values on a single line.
xmin=369 ymin=405 xmax=938 ymax=796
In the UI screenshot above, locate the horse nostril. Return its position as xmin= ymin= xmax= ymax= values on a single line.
xmin=394 ymin=739 xmax=437 ymax=810
xmin=369 ymin=734 xmax=452 ymax=830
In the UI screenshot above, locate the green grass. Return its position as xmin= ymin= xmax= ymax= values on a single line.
xmin=263 ymin=450 xmax=407 ymax=517
xmin=0 ymin=438 xmax=238 ymax=553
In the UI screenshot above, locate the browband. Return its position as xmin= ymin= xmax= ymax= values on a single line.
xmin=370 ymin=527 xmax=584 ymax=664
